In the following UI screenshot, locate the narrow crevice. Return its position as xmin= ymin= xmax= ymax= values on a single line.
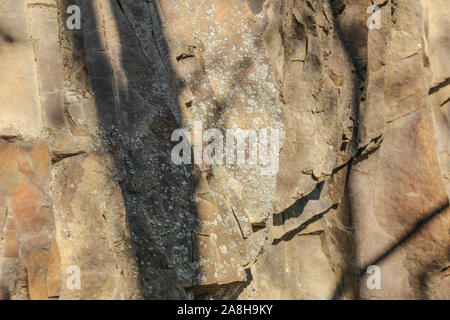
xmin=51 ymin=151 xmax=87 ymax=164
xmin=429 ymin=77 xmax=450 ymax=95
xmin=272 ymin=204 xmax=338 ymax=245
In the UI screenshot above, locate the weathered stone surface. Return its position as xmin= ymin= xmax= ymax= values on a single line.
xmin=0 ymin=0 xmax=42 ymax=139
xmin=350 ymin=107 xmax=449 ymax=299
xmin=29 ymin=0 xmax=72 ymax=144
xmin=269 ymin=0 xmax=359 ymax=213
xmin=0 ymin=0 xmax=448 ymax=300
xmin=239 ymin=220 xmax=337 ymax=300
xmin=234 ymin=0 xmax=448 ymax=300
xmin=344 ymin=0 xmax=450 ymax=299
xmin=422 ymin=0 xmax=450 ymax=198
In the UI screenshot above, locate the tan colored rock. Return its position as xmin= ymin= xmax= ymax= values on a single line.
xmin=270 ymin=0 xmax=359 ymax=213
xmin=422 ymin=0 xmax=450 ymax=197
xmin=0 ymin=0 xmax=448 ymax=301
xmin=350 ymin=108 xmax=449 ymax=299
xmin=0 ymin=140 xmax=61 ymax=299
xmin=238 ymin=220 xmax=337 ymax=300
xmin=0 ymin=0 xmax=43 ymax=139
xmin=51 ymin=153 xmax=140 ymax=299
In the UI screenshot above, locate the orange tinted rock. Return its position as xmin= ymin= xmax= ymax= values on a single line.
xmin=51 ymin=153 xmax=140 ymax=299
xmin=350 ymin=108 xmax=449 ymax=299
xmin=0 ymin=140 xmax=61 ymax=300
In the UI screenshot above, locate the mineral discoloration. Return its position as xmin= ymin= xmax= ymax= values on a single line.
xmin=0 ymin=0 xmax=448 ymax=300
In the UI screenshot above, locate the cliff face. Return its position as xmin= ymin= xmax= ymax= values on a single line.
xmin=0 ymin=0 xmax=448 ymax=300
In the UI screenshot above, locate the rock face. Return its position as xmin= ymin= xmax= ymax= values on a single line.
xmin=0 ymin=0 xmax=448 ymax=300
xmin=0 ymin=140 xmax=60 ymax=299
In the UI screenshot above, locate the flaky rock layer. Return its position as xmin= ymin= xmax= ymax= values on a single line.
xmin=0 ymin=0 xmax=448 ymax=299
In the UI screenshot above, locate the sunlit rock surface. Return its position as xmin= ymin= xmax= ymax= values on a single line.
xmin=0 ymin=0 xmax=448 ymax=299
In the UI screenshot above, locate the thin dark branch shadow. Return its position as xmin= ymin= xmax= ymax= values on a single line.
xmin=333 ymin=201 xmax=449 ymax=299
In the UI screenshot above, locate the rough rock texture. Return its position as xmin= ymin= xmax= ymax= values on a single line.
xmin=0 ymin=0 xmax=448 ymax=300
xmin=0 ymin=140 xmax=60 ymax=299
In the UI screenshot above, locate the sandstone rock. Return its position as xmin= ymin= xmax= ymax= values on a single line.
xmin=51 ymin=153 xmax=140 ymax=299
xmin=0 ymin=0 xmax=448 ymax=300
xmin=270 ymin=0 xmax=358 ymax=213
xmin=350 ymin=108 xmax=449 ymax=299
xmin=238 ymin=220 xmax=337 ymax=300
